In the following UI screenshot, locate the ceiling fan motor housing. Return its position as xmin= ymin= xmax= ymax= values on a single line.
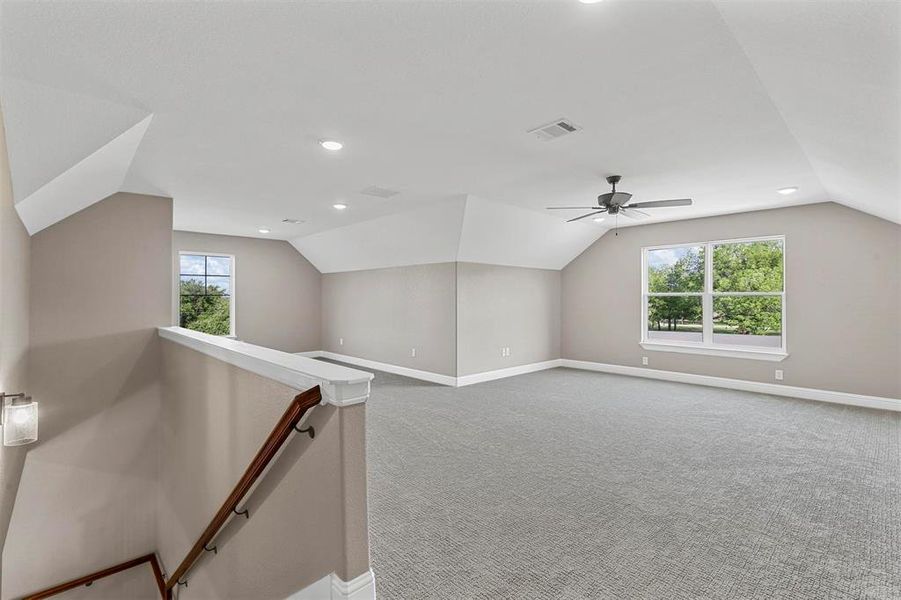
xmin=598 ymin=191 xmax=632 ymax=208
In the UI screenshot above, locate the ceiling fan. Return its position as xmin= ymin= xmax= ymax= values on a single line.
xmin=547 ymin=175 xmax=692 ymax=223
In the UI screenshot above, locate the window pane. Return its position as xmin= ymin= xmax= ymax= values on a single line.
xmin=179 ymin=275 xmax=205 ymax=294
xmin=647 ymin=296 xmax=703 ymax=343
xmin=206 ymin=256 xmax=231 ymax=276
xmin=180 ymin=254 xmax=205 ymax=275
xmin=713 ymin=295 xmax=782 ymax=348
xmin=206 ymin=276 xmax=230 ymax=295
xmin=647 ymin=246 xmax=704 ymax=293
xmin=713 ymin=240 xmax=783 ymax=292
xmin=179 ymin=295 xmax=230 ymax=335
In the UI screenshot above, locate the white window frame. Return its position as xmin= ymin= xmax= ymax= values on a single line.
xmin=640 ymin=235 xmax=787 ymax=361
xmin=175 ymin=251 xmax=237 ymax=338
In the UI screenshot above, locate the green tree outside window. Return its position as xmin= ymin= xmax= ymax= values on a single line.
xmin=179 ymin=254 xmax=232 ymax=335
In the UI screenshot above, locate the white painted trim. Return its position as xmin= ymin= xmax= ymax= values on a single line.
xmin=640 ymin=342 xmax=787 ymax=362
xmin=642 ymin=234 xmax=787 ymax=253
xmin=314 ymin=351 xmax=457 ymax=386
xmin=641 ymin=235 xmax=787 ymax=356
xmin=290 ymin=350 xmax=898 ymax=412
xmin=561 ymin=359 xmax=901 ymax=412
xmin=284 ymin=569 xmax=376 ymax=600
xmin=302 ymin=351 xmax=563 ymax=387
xmin=456 ymin=359 xmax=563 ymax=387
xmin=158 ymin=327 xmax=373 ymax=406
xmin=330 ymin=569 xmax=376 ymax=600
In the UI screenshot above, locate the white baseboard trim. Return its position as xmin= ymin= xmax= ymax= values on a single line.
xmin=308 ymin=351 xmax=458 ymax=386
xmin=297 ymin=351 xmax=899 ymax=411
xmin=298 ymin=351 xmax=562 ymax=387
xmin=560 ymin=359 xmax=901 ymax=412
xmin=331 ymin=569 xmax=376 ymax=600
xmin=456 ymin=359 xmax=563 ymax=387
xmin=285 ymin=569 xmax=376 ymax=600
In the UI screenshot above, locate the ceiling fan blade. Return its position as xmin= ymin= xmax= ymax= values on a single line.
xmin=626 ymin=198 xmax=692 ymax=209
xmin=619 ymin=208 xmax=649 ymax=220
xmin=546 ymin=206 xmax=599 ymax=210
xmin=567 ymin=210 xmax=607 ymax=223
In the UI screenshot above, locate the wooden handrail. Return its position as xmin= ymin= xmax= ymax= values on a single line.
xmin=164 ymin=384 xmax=323 ymax=594
xmin=22 ymin=385 xmax=322 ymax=600
xmin=22 ymin=553 xmax=166 ymax=600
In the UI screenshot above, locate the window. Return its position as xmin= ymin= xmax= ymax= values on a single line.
xmin=642 ymin=237 xmax=785 ymax=359
xmin=178 ymin=253 xmax=235 ymax=336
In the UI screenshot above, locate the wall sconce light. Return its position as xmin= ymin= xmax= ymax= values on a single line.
xmin=1 ymin=392 xmax=38 ymax=446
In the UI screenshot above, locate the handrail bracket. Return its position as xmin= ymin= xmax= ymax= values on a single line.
xmin=294 ymin=423 xmax=315 ymax=438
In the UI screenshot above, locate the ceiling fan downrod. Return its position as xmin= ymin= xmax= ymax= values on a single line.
xmin=606 ymin=174 xmax=621 ymax=194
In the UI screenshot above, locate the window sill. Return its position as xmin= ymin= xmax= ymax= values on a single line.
xmin=640 ymin=342 xmax=788 ymax=362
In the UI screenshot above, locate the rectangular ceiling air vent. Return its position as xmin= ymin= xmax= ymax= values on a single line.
xmin=360 ymin=186 xmax=400 ymax=198
xmin=527 ymin=118 xmax=581 ymax=141
xmin=282 ymin=218 xmax=305 ymax=224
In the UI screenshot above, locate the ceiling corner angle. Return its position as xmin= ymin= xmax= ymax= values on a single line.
xmin=14 ymin=114 xmax=153 ymax=234
xmin=457 ymin=196 xmax=606 ymax=270
xmin=288 ymin=197 xmax=468 ymax=273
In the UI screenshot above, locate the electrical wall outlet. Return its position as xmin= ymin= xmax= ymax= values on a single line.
xmin=775 ymin=369 xmax=784 ymax=381
xmin=339 ymin=337 xmax=343 ymax=346
xmin=501 ymin=347 xmax=511 ymax=357
xmin=642 ymin=356 xmax=649 ymax=366
xmin=411 ymin=347 xmax=416 ymax=358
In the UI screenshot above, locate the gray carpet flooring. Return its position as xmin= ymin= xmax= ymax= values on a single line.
xmin=352 ymin=365 xmax=901 ymax=599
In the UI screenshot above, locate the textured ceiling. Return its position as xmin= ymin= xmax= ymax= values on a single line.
xmin=0 ymin=1 xmax=897 ymax=263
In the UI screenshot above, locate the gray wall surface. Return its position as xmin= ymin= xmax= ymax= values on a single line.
xmin=173 ymin=231 xmax=321 ymax=353
xmin=3 ymin=192 xmax=172 ymax=599
xmin=562 ymin=202 xmax=901 ymax=399
xmin=159 ymin=340 xmax=370 ymax=597
xmin=0 ymin=109 xmax=30 ymax=591
xmin=322 ymin=263 xmax=457 ymax=376
xmin=456 ymin=263 xmax=561 ymax=376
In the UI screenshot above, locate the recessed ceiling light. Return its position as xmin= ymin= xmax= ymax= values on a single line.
xmin=777 ymin=187 xmax=798 ymax=195
xmin=333 ymin=203 xmax=348 ymax=210
xmin=579 ymin=0 xmax=603 ymax=4
xmin=593 ymin=217 xmax=606 ymax=223
xmin=319 ymin=140 xmax=343 ymax=151
xmin=258 ymin=227 xmax=271 ymax=234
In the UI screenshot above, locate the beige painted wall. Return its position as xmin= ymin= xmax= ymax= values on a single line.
xmin=321 ymin=262 xmax=560 ymax=377
xmin=2 ymin=192 xmax=172 ymax=599
xmin=0 ymin=109 xmax=30 ymax=590
xmin=562 ymin=202 xmax=901 ymax=399
xmin=322 ymin=263 xmax=457 ymax=376
xmin=456 ymin=263 xmax=561 ymax=376
xmin=158 ymin=340 xmax=369 ymax=597
xmin=173 ymin=232 xmax=321 ymax=353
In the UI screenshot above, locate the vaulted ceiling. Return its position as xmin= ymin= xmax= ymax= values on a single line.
xmin=1 ymin=1 xmax=897 ymax=269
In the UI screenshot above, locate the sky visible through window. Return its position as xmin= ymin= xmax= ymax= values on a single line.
xmin=647 ymin=246 xmax=696 ymax=269
xmin=644 ymin=239 xmax=784 ymax=350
